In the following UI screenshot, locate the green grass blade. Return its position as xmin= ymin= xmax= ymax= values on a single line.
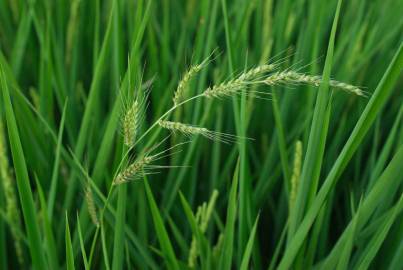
xmin=218 ymin=160 xmax=239 ymax=270
xmin=144 ymin=177 xmax=179 ymax=270
xmin=354 ymin=195 xmax=403 ymax=270
xmin=179 ymin=191 xmax=209 ymax=269
xmin=322 ymin=145 xmax=403 ymax=268
xmin=63 ymin=0 xmax=116 ymax=211
xmin=112 ymin=184 xmax=127 ymax=270
xmin=335 ymin=200 xmax=361 ymax=270
xmin=65 ymin=213 xmax=75 ymax=270
xmin=100 ymin=221 xmax=111 ymax=270
xmin=278 ymin=41 xmax=403 ymax=270
xmin=240 ymin=213 xmax=260 ymax=270
xmin=35 ymin=175 xmax=59 ymax=270
xmin=48 ymin=100 xmax=67 ymax=218
xmin=288 ymin=0 xmax=342 ymax=241
xmin=0 ymin=63 xmax=48 ymax=270
xmin=76 ymin=213 xmax=89 ymax=270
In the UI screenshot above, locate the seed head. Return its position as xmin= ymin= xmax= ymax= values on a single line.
xmin=203 ymin=64 xmax=276 ymax=98
xmin=158 ymin=120 xmax=239 ymax=143
xmin=289 ymin=140 xmax=302 ymax=209
xmin=123 ymin=99 xmax=139 ymax=148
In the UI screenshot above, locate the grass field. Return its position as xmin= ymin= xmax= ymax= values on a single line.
xmin=0 ymin=0 xmax=402 ymax=269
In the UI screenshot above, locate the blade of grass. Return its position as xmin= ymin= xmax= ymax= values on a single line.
xmin=48 ymin=100 xmax=67 ymax=218
xmin=288 ymin=0 xmax=342 ymax=242
xmin=322 ymin=146 xmax=403 ymax=268
xmin=179 ymin=191 xmax=209 ymax=269
xmin=335 ymin=199 xmax=361 ymax=270
xmin=0 ymin=63 xmax=48 ymax=270
xmin=76 ymin=213 xmax=89 ymax=270
xmin=112 ymin=184 xmax=127 ymax=270
xmin=240 ymin=213 xmax=260 ymax=270
xmin=278 ymin=41 xmax=403 ymax=270
xmin=354 ymin=194 xmax=403 ymax=269
xmin=63 ymin=0 xmax=116 ymax=212
xmin=35 ymin=175 xmax=59 ymax=270
xmin=144 ymin=177 xmax=179 ymax=270
xmin=100 ymin=221 xmax=111 ymax=270
xmin=218 ymin=160 xmax=239 ymax=270
xmin=66 ymin=213 xmax=75 ymax=270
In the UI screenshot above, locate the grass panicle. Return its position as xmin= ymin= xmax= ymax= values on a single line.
xmin=289 ymin=140 xmax=302 ymax=209
xmin=113 ymin=155 xmax=154 ymax=185
xmin=123 ymin=99 xmax=139 ymax=148
xmin=265 ymin=71 xmax=365 ymax=96
xmin=203 ymin=64 xmax=277 ymax=99
xmin=158 ymin=120 xmax=240 ymax=143
xmin=84 ymin=183 xmax=99 ymax=227
xmin=173 ymin=58 xmax=210 ymax=106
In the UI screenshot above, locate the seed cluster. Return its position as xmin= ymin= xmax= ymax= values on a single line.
xmin=289 ymin=140 xmax=302 ymax=209
xmin=173 ymin=64 xmax=204 ymax=106
xmin=265 ymin=71 xmax=364 ymax=96
xmin=158 ymin=120 xmax=239 ymax=143
xmin=203 ymin=64 xmax=277 ymax=98
xmin=123 ymin=99 xmax=139 ymax=148
xmin=85 ymin=184 xmax=99 ymax=227
xmin=114 ymin=155 xmax=153 ymax=185
xmin=158 ymin=120 xmax=208 ymax=136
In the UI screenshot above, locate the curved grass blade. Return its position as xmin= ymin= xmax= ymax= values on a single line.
xmin=353 ymin=195 xmax=403 ymax=270
xmin=144 ymin=177 xmax=179 ymax=270
xmin=288 ymin=0 xmax=342 ymax=242
xmin=240 ymin=213 xmax=260 ymax=270
xmin=65 ymin=213 xmax=75 ymax=270
xmin=218 ymin=160 xmax=239 ymax=270
xmin=1 ymin=63 xmax=47 ymax=270
xmin=278 ymin=41 xmax=403 ymax=270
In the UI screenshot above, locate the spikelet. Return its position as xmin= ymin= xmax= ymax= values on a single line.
xmin=265 ymin=71 xmax=364 ymax=96
xmin=158 ymin=120 xmax=239 ymax=143
xmin=0 ymin=121 xmax=24 ymax=265
xmin=173 ymin=63 xmax=205 ymax=106
xmin=114 ymin=137 xmax=185 ymax=185
xmin=113 ymin=155 xmax=153 ymax=185
xmin=289 ymin=141 xmax=302 ymax=209
xmin=188 ymin=190 xmax=219 ymax=267
xmin=203 ymin=64 xmax=276 ymax=98
xmin=123 ymin=99 xmax=139 ymax=148
xmin=85 ymin=183 xmax=99 ymax=227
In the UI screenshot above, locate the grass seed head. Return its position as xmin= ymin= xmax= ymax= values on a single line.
xmin=123 ymin=99 xmax=139 ymax=148
xmin=85 ymin=184 xmax=99 ymax=227
xmin=265 ymin=71 xmax=365 ymax=96
xmin=203 ymin=64 xmax=277 ymax=99
xmin=289 ymin=140 xmax=302 ymax=209
xmin=158 ymin=120 xmax=240 ymax=143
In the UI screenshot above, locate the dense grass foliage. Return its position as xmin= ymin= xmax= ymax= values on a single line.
xmin=0 ymin=0 xmax=402 ymax=269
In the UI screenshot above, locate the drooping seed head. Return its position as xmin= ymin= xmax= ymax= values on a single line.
xmin=265 ymin=71 xmax=365 ymax=96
